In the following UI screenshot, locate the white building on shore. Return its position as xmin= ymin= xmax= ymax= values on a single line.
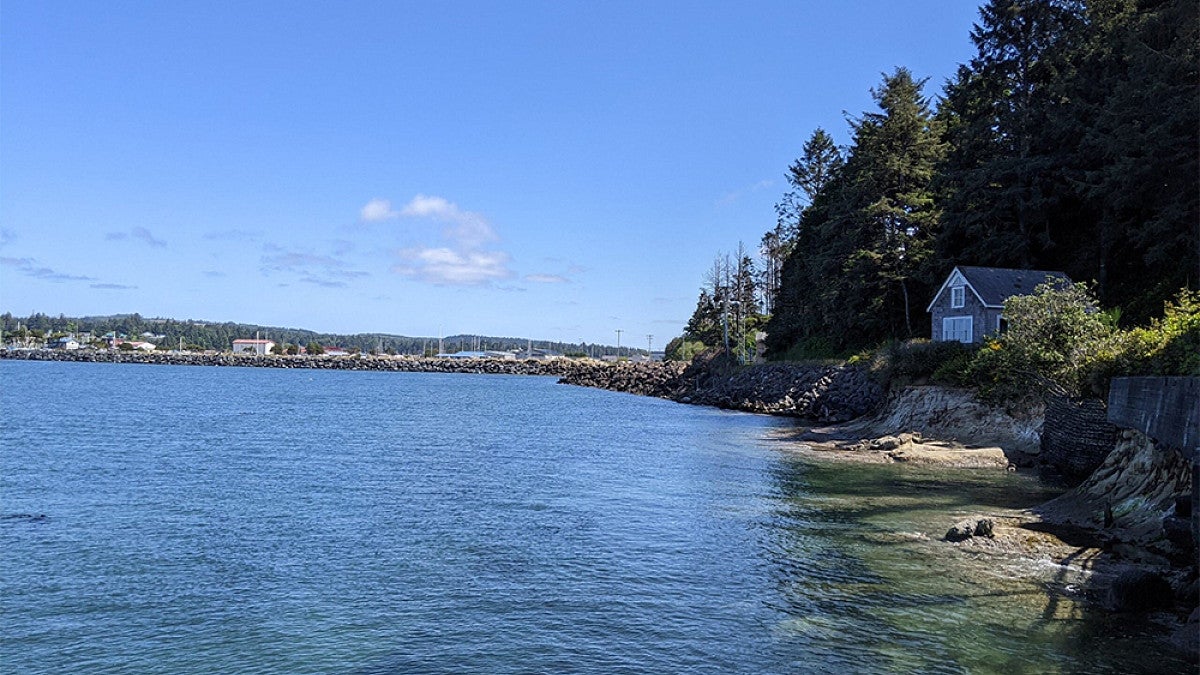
xmin=232 ymin=338 xmax=275 ymax=355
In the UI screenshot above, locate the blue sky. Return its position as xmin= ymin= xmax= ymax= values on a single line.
xmin=1 ymin=1 xmax=983 ymax=345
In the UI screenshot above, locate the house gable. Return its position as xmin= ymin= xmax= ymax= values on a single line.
xmin=925 ymin=267 xmax=987 ymax=313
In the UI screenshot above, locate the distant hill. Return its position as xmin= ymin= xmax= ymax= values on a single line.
xmin=0 ymin=311 xmax=629 ymax=357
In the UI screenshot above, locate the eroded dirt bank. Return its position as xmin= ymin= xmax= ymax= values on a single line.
xmin=780 ymin=385 xmax=1043 ymax=469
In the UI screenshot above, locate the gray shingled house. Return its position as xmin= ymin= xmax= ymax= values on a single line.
xmin=927 ymin=266 xmax=1070 ymax=343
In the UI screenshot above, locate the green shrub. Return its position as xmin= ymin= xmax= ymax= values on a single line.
xmin=664 ymin=337 xmax=708 ymax=362
xmin=865 ymin=339 xmax=972 ymax=387
xmin=930 ymin=348 xmax=977 ymax=387
xmin=1108 ymin=289 xmax=1200 ymax=378
xmin=770 ymin=337 xmax=843 ymax=362
xmin=963 ymin=285 xmax=1197 ymax=402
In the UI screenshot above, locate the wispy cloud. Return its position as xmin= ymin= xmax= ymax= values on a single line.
xmin=360 ymin=198 xmax=400 ymax=222
xmin=260 ymin=244 xmax=369 ymax=287
xmin=717 ymin=179 xmax=775 ymax=206
xmin=524 ymin=273 xmax=568 ymax=284
xmin=0 ymin=229 xmax=15 ymax=247
xmin=203 ymin=229 xmax=260 ymax=242
xmin=390 ymin=194 xmax=515 ymax=286
xmin=523 ymin=260 xmax=585 ymax=285
xmin=202 ymin=270 xmax=226 ymax=278
xmin=106 ymin=226 xmax=167 ymax=248
xmin=90 ymin=283 xmax=138 ymax=290
xmin=261 ymin=248 xmax=345 ymax=272
xmin=1 ymin=256 xmax=95 ymax=282
xmin=299 ymin=276 xmax=354 ymax=288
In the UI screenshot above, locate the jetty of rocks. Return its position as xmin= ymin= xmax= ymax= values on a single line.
xmin=2 ymin=348 xmax=883 ymax=422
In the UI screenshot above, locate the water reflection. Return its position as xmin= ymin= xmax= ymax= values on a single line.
xmin=757 ymin=453 xmax=1193 ymax=674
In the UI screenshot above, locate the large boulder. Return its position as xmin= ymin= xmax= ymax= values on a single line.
xmin=1103 ymin=568 xmax=1175 ymax=612
xmin=945 ymin=518 xmax=995 ymax=542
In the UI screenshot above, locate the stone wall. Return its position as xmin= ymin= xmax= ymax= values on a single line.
xmin=1108 ymin=377 xmax=1199 ymax=459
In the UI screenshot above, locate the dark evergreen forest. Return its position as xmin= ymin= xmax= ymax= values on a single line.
xmin=0 ymin=311 xmax=616 ymax=357
xmin=683 ymin=0 xmax=1197 ymax=358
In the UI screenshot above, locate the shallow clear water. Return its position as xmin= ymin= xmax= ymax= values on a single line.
xmin=0 ymin=360 xmax=1188 ymax=673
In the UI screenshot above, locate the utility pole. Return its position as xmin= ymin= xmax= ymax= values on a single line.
xmin=646 ymin=334 xmax=653 ymax=360
xmin=722 ymin=293 xmax=729 ymax=353
xmin=729 ymin=297 xmax=739 ymax=362
xmin=615 ymin=329 xmax=623 ymax=358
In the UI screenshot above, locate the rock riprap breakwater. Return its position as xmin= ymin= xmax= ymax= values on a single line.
xmin=558 ymin=354 xmax=882 ymax=422
xmin=2 ymin=349 xmax=882 ymax=422
xmin=0 ymin=349 xmax=584 ymax=376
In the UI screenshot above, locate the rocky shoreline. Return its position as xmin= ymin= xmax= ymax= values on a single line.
xmin=2 ymin=348 xmax=885 ymax=423
xmin=558 ymin=350 xmax=884 ymax=423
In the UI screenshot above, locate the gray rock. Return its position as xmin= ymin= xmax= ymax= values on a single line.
xmin=945 ymin=520 xmax=977 ymax=542
xmin=945 ymin=517 xmax=994 ymax=541
xmin=973 ymin=518 xmax=995 ymax=538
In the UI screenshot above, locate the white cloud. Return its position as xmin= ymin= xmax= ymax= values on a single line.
xmin=386 ymin=194 xmax=514 ymax=286
xmin=360 ymin=198 xmax=399 ymax=222
xmin=400 ymin=194 xmax=497 ymax=249
xmin=394 ymin=247 xmax=513 ymax=286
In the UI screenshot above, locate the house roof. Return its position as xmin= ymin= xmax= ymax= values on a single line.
xmin=233 ymin=339 xmax=274 ymax=344
xmin=928 ymin=266 xmax=1070 ymax=311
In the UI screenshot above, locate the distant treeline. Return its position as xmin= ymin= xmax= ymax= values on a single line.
xmin=0 ymin=312 xmax=627 ymax=357
xmin=682 ymin=0 xmax=1197 ymax=358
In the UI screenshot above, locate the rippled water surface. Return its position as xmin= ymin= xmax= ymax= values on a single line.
xmin=1 ymin=360 xmax=1187 ymax=673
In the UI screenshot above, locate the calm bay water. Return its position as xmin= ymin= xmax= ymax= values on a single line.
xmin=0 ymin=360 xmax=1187 ymax=673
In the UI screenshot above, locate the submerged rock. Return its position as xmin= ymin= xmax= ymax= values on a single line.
xmin=1103 ymin=568 xmax=1175 ymax=612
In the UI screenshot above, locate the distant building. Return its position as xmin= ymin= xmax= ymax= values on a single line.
xmin=121 ymin=341 xmax=156 ymax=351
xmin=232 ymin=338 xmax=275 ymax=355
xmin=437 ymin=350 xmax=515 ymax=360
xmin=516 ymin=348 xmax=563 ymax=360
xmin=52 ymin=337 xmax=80 ymax=350
xmin=928 ymin=266 xmax=1070 ymax=344
xmin=323 ymin=347 xmax=349 ymax=356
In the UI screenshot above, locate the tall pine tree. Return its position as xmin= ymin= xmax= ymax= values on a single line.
xmin=936 ymin=0 xmax=1082 ymax=271
xmin=767 ymin=68 xmax=945 ymax=352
